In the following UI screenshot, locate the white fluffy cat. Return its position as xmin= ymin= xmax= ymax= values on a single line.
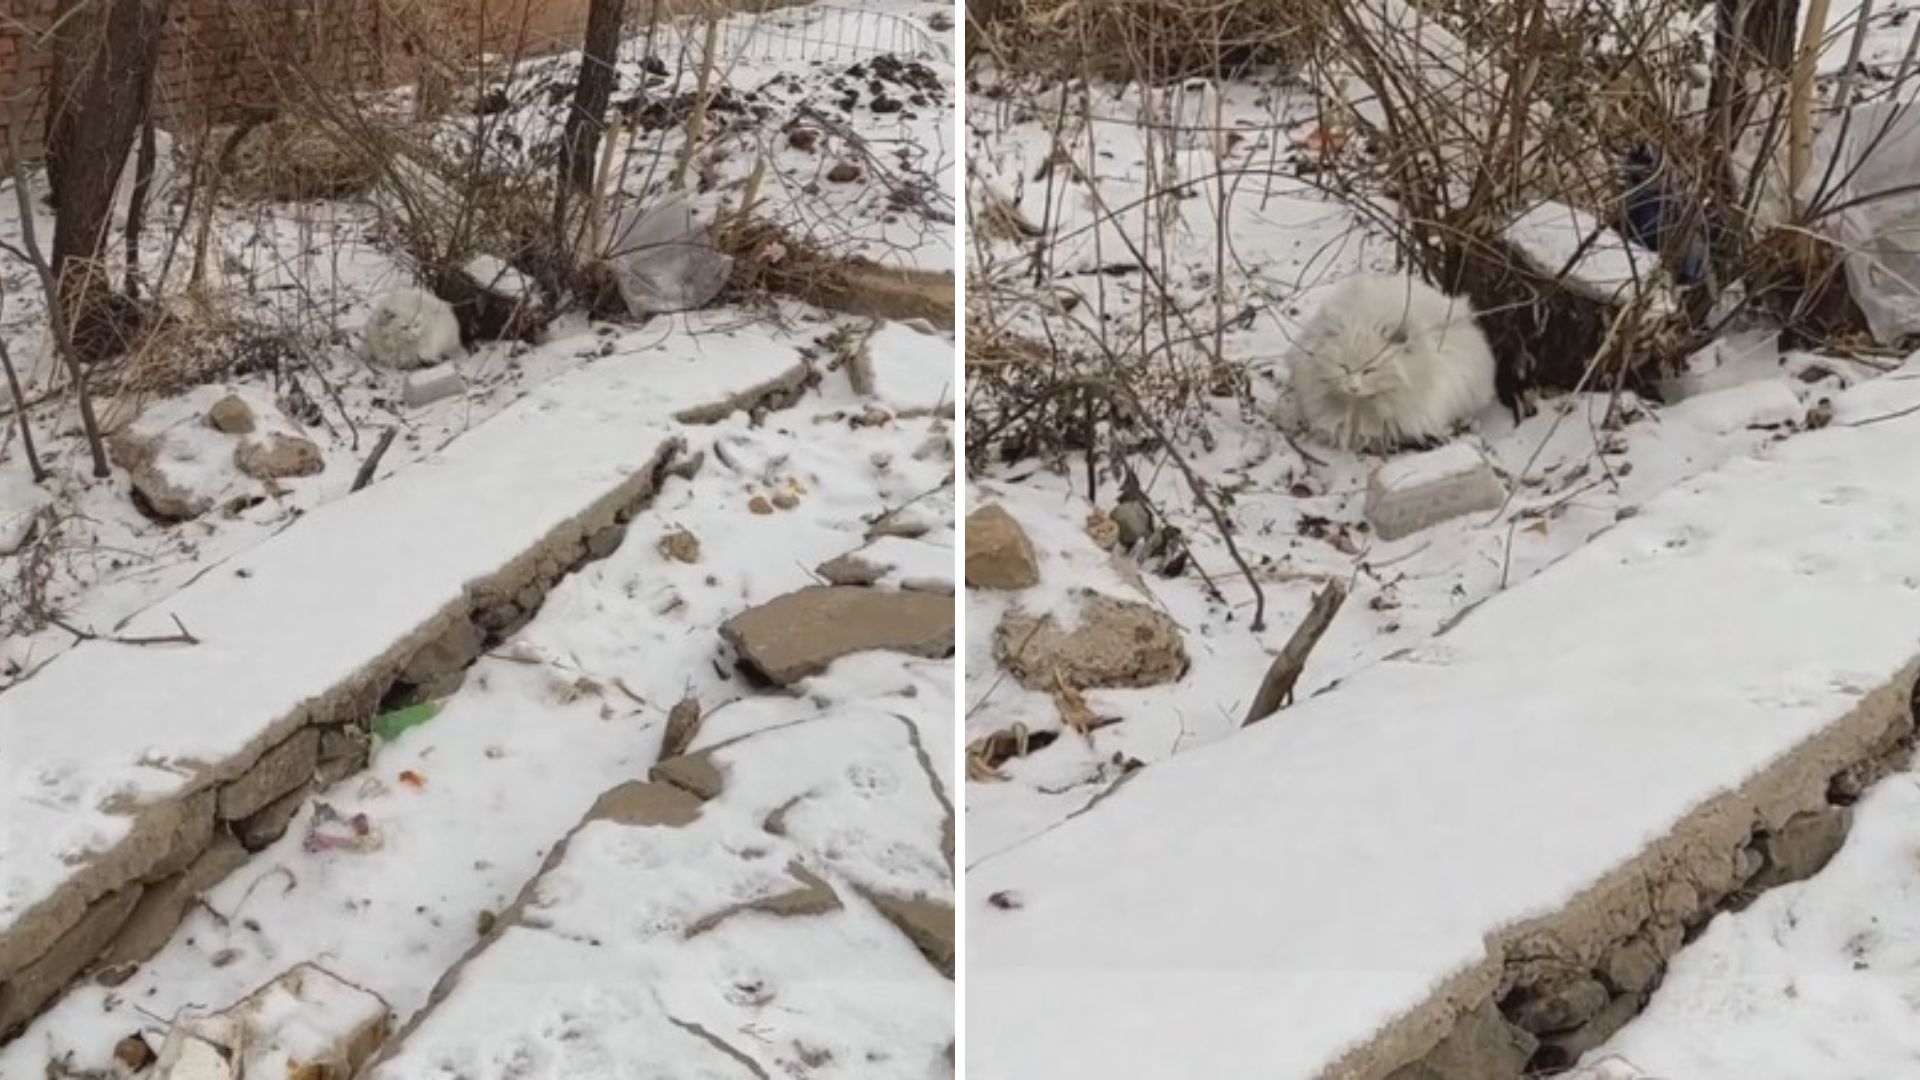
xmin=1286 ymin=273 xmax=1496 ymax=451
xmin=361 ymin=287 xmax=462 ymax=370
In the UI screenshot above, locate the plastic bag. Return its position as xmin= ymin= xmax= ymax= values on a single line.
xmin=1812 ymin=98 xmax=1920 ymax=344
xmin=603 ymin=193 xmax=733 ymax=316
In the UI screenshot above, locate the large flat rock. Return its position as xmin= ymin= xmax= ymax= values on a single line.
xmin=968 ymin=365 xmax=1920 ymax=1079
xmin=0 ymin=340 xmax=805 ymax=1007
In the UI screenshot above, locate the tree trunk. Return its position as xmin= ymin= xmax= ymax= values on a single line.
xmin=47 ymin=0 xmax=169 ymax=286
xmin=553 ymin=0 xmax=628 ymax=239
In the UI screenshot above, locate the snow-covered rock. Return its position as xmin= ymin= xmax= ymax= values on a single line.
xmin=993 ymin=588 xmax=1188 ymax=689
xmin=109 ymin=386 xmax=324 ymax=519
xmin=111 ymin=417 xmax=244 ymax=521
xmin=360 ymin=287 xmax=462 ymax=370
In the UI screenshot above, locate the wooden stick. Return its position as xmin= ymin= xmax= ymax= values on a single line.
xmin=1242 ymin=579 xmax=1349 ymax=727
xmin=0 ymin=314 xmax=45 ymax=482
xmin=1788 ymin=0 xmax=1835 ymax=213
xmin=50 ymin=612 xmax=198 ymax=647
xmin=351 ymin=427 xmax=399 ymax=492
xmin=671 ymin=18 xmax=721 ymax=191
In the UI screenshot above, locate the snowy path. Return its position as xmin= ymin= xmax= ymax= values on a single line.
xmin=967 ymin=362 xmax=1920 ymax=1080
xmin=0 ymin=319 xmax=956 ymax=1074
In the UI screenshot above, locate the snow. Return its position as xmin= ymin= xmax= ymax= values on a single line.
xmin=0 ymin=316 xmax=955 ymax=1075
xmin=967 ymin=364 xmax=1920 ymax=1079
xmin=868 ymin=322 xmax=955 ymax=411
xmin=372 ymin=710 xmax=952 ymax=1079
xmin=1373 ymin=442 xmax=1491 ymax=492
xmin=0 ymin=2 xmax=953 ymax=1069
xmin=1664 ymin=379 xmax=1807 ymax=435
xmin=0 ymin=0 xmax=955 ymax=686
xmin=0 ymin=338 xmax=796 ymax=933
xmin=0 ymin=466 xmax=50 ymax=555
xmin=1504 ymin=200 xmax=1669 ymax=304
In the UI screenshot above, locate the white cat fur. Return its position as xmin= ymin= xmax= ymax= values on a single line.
xmin=361 ymin=287 xmax=462 ymax=370
xmin=1286 ymin=274 xmax=1496 ymax=451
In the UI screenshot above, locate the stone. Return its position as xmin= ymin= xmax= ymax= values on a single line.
xmin=399 ymin=617 xmax=484 ymax=699
xmin=236 ymin=786 xmax=308 ymax=851
xmin=1649 ymin=920 xmax=1685 ymax=960
xmin=1364 ymin=443 xmax=1505 ymax=541
xmin=965 ymin=503 xmax=1038 ymax=589
xmin=114 ymin=1035 xmax=157 ymax=1073
xmin=828 ymin=160 xmax=862 ymax=183
xmin=860 ymin=888 xmax=954 ymax=979
xmin=817 ymin=552 xmax=887 ymax=586
xmin=1752 ymin=806 xmax=1851 ymax=889
xmin=0 ymin=791 xmax=216 ymax=983
xmin=361 ymin=286 xmax=462 ymax=370
xmin=586 ymin=524 xmax=626 ymax=561
xmin=587 ymin=780 xmax=706 ymax=828
xmin=1529 ymin=993 xmax=1643 ymax=1072
xmin=235 ymin=433 xmax=324 ymax=480
xmin=110 ymin=427 xmax=235 ymax=521
xmin=218 ymin=729 xmax=319 ymax=821
xmin=0 ymin=470 xmax=52 ymax=556
xmin=1506 ymin=972 xmax=1610 ymax=1035
xmin=788 ymin=127 xmax=820 ymax=151
xmin=1653 ymin=879 xmax=1698 ymax=923
xmin=402 ymin=363 xmax=466 ymax=408
xmin=649 ymin=749 xmax=725 ymax=800
xmin=315 ymin=724 xmax=371 ymax=787
xmin=1385 ymin=998 xmax=1537 ymax=1080
xmin=720 ymin=585 xmax=953 ymax=685
xmin=145 ymin=788 xmax=219 ymax=884
xmin=103 ymin=836 xmax=248 ymax=967
xmin=658 ymin=528 xmax=702 ymax=563
xmin=993 ymin=589 xmax=1188 ymax=690
xmin=206 ymin=395 xmax=256 ymax=435
xmin=1599 ymin=936 xmax=1662 ymax=995
xmin=0 ymin=885 xmax=143 ymax=1035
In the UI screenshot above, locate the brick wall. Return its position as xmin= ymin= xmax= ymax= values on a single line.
xmin=0 ymin=0 xmax=595 ymax=158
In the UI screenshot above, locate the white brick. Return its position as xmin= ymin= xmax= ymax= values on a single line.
xmin=1363 ymin=443 xmax=1504 ymax=541
xmin=403 ymin=363 xmax=466 ymax=408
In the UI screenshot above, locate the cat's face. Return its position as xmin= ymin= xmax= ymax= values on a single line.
xmin=1327 ymin=321 xmax=1413 ymax=399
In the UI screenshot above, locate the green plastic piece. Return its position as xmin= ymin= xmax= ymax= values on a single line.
xmin=373 ymin=702 xmax=439 ymax=742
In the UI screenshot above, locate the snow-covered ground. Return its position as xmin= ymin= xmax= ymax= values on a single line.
xmin=963 ymin=0 xmax=1920 ymax=1074
xmin=1 ymin=323 xmax=954 ymax=1072
xmin=0 ymin=0 xmax=954 ymax=686
xmin=0 ymin=0 xmax=954 ymax=1072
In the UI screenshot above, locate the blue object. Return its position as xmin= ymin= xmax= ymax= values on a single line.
xmin=1618 ymin=144 xmax=1710 ymax=286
